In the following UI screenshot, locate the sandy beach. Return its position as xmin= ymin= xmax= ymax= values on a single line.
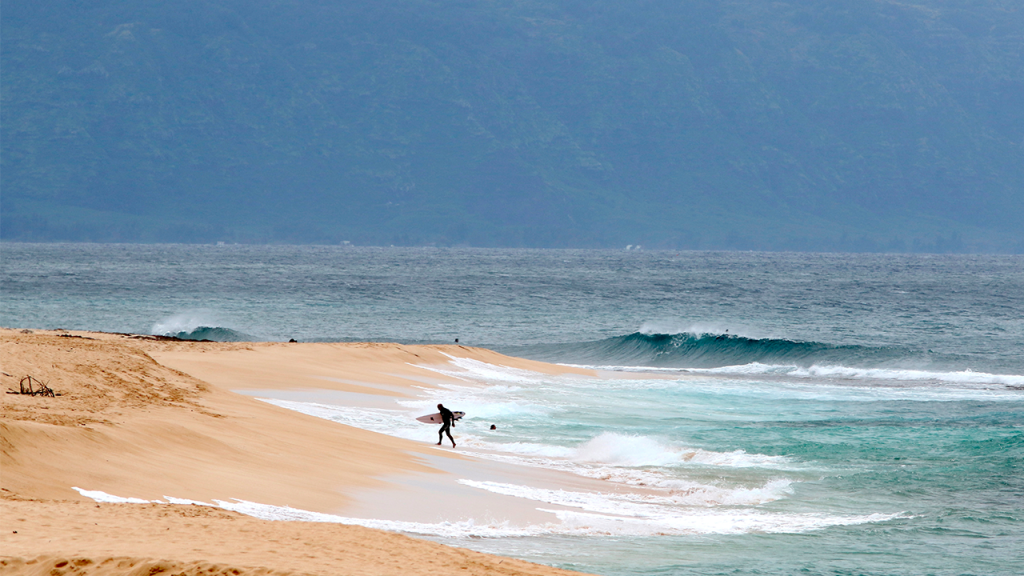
xmin=0 ymin=329 xmax=599 ymax=575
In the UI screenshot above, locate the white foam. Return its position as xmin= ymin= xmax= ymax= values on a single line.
xmin=163 ymin=496 xmax=213 ymax=505
xmin=573 ymin=432 xmax=677 ymax=466
xmin=479 ymin=441 xmax=577 ymax=458
xmin=257 ymin=398 xmax=428 ymax=442
xmin=257 ymin=395 xmax=551 ymax=445
xmin=458 ymin=478 xmax=793 ymax=510
xmin=416 ymin=354 xmax=568 ymax=386
xmin=544 ymin=507 xmax=903 ymax=536
xmin=453 ymin=472 xmax=890 ymax=537
xmin=561 ymin=363 xmax=1024 ymax=399
xmin=72 ymin=487 xmax=156 ymax=504
xmin=787 ymin=364 xmax=1024 ymax=386
xmin=258 ymin=398 xmax=797 ymax=503
xmin=570 ymin=432 xmax=790 ymax=468
xmin=637 ymin=322 xmax=767 ymax=340
xmin=453 ymin=448 xmax=797 ymax=505
xmin=397 ymin=386 xmax=551 ymax=421
xmin=253 ymin=359 xmax=814 ymax=529
xmin=72 ymin=487 xmax=901 ymax=537
xmin=72 ymin=488 xmax=555 ymax=537
xmin=479 ymin=433 xmax=790 ymax=470
xmin=210 ymin=499 xmax=553 ymax=538
xmin=262 ymin=396 xmax=795 ymax=479
xmin=150 ymin=310 xmax=221 ymax=336
xmin=686 ymin=363 xmax=1024 ymax=390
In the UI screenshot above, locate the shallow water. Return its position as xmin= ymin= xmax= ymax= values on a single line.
xmin=3 ymin=244 xmax=1023 ymax=575
xmin=249 ymin=358 xmax=1021 ymax=575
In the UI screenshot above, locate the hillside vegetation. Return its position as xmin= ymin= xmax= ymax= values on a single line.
xmin=3 ymin=0 xmax=1023 ymax=251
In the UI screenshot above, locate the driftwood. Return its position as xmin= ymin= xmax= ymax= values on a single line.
xmin=6 ymin=375 xmax=58 ymax=397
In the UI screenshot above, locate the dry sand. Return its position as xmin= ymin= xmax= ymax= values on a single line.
xmin=0 ymin=329 xmax=598 ymax=576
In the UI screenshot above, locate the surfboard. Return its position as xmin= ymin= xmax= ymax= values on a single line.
xmin=416 ymin=411 xmax=465 ymax=423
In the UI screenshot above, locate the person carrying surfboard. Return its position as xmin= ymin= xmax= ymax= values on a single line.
xmin=436 ymin=403 xmax=456 ymax=448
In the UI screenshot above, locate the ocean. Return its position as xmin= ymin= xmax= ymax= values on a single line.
xmin=3 ymin=244 xmax=1022 ymax=575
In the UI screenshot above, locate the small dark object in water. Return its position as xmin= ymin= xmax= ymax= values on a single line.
xmin=289 ymin=338 xmax=297 ymax=343
xmin=490 ymin=424 xmax=497 ymax=430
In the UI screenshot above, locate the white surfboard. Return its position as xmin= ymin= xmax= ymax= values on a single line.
xmin=416 ymin=411 xmax=465 ymax=423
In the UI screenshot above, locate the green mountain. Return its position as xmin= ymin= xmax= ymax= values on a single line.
xmin=3 ymin=0 xmax=1023 ymax=251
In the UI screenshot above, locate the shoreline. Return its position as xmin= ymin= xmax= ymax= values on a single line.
xmin=1 ymin=328 xmax=599 ymax=575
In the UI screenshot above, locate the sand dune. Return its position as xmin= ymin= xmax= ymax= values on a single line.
xmin=0 ymin=329 xmax=595 ymax=576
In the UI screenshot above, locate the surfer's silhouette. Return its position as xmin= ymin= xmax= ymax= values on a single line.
xmin=436 ymin=403 xmax=456 ymax=447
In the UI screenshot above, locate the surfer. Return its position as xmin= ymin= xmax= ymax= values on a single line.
xmin=436 ymin=403 xmax=456 ymax=447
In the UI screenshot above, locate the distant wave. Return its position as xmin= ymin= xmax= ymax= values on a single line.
xmin=505 ymin=331 xmax=1021 ymax=380
xmin=514 ymin=331 xmax=910 ymax=367
xmin=166 ymin=326 xmax=254 ymax=342
xmin=151 ymin=311 xmax=256 ymax=342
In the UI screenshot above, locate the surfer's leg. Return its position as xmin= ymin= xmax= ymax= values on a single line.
xmin=446 ymin=429 xmax=456 ymax=447
xmin=438 ymin=423 xmax=448 ymax=445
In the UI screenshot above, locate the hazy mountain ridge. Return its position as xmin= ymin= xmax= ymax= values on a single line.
xmin=3 ymin=0 xmax=1022 ymax=251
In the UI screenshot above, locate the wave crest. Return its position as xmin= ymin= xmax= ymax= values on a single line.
xmin=168 ymin=326 xmax=253 ymax=342
xmin=600 ymin=331 xmax=905 ymax=367
xmin=151 ymin=312 xmax=254 ymax=342
xmin=521 ymin=329 xmax=1019 ymax=375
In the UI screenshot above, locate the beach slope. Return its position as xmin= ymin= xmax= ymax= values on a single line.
xmin=0 ymin=329 xmax=593 ymax=576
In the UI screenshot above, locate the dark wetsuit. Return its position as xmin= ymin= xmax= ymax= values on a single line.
xmin=438 ymin=406 xmax=456 ymax=447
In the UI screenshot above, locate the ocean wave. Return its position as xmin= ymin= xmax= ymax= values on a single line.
xmin=532 ymin=331 xmax=920 ymax=369
xmin=151 ymin=312 xmax=255 ymax=342
xmin=519 ymin=331 xmax=1022 ymax=384
xmin=167 ymin=326 xmax=253 ymax=342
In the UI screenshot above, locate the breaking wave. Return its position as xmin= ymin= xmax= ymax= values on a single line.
xmin=151 ymin=312 xmax=255 ymax=341
xmin=164 ymin=326 xmax=254 ymax=342
xmin=507 ymin=331 xmax=1022 ymax=384
xmin=528 ymin=331 xmax=920 ymax=368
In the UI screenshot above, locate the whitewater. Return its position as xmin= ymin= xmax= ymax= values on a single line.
xmin=2 ymin=244 xmax=1022 ymax=575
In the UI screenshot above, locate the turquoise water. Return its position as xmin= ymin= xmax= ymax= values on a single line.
xmin=452 ymin=375 xmax=1022 ymax=575
xmin=2 ymin=244 xmax=1022 ymax=574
